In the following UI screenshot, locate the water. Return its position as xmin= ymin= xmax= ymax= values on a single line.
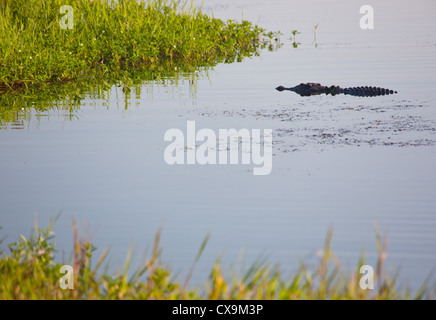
xmin=1 ymin=0 xmax=436 ymax=292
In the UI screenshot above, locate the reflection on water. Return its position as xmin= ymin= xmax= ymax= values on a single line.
xmin=0 ymin=32 xmax=282 ymax=130
xmin=0 ymin=101 xmax=81 ymax=130
xmin=1 ymin=108 xmax=25 ymax=130
xmin=0 ymin=31 xmax=283 ymax=130
xmin=0 ymin=72 xmax=204 ymax=129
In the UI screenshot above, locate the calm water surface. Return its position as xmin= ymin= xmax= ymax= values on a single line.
xmin=1 ymin=0 xmax=436 ymax=291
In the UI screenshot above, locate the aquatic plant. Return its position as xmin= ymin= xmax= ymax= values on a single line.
xmin=0 ymin=0 xmax=277 ymax=93
xmin=313 ymin=24 xmax=319 ymax=42
xmin=291 ymin=29 xmax=301 ymax=43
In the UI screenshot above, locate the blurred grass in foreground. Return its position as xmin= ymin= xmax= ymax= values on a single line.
xmin=0 ymin=219 xmax=434 ymax=300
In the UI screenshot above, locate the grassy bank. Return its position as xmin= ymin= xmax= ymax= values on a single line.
xmin=0 ymin=0 xmax=274 ymax=93
xmin=0 ymin=220 xmax=434 ymax=299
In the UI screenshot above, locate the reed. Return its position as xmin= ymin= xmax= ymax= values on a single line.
xmin=1 ymin=219 xmax=434 ymax=299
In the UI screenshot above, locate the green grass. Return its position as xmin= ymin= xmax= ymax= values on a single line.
xmin=0 ymin=0 xmax=280 ymax=127
xmin=0 ymin=0 xmax=274 ymax=93
xmin=0 ymin=220 xmax=434 ymax=299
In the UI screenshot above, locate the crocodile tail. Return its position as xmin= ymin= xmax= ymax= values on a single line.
xmin=343 ymin=86 xmax=398 ymax=97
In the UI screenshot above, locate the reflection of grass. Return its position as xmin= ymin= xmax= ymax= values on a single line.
xmin=0 ymin=220 xmax=434 ymax=299
xmin=0 ymin=0 xmax=276 ymax=93
xmin=313 ymin=24 xmax=319 ymax=48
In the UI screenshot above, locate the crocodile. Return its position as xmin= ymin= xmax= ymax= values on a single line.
xmin=276 ymin=83 xmax=397 ymax=97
